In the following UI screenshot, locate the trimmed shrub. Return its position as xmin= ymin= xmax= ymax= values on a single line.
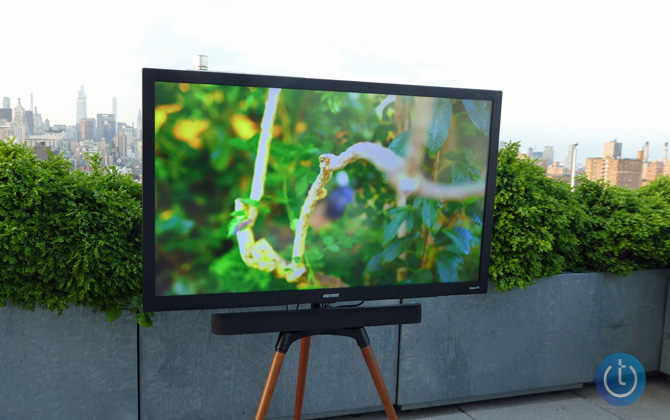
xmin=0 ymin=140 xmax=149 ymax=325
xmin=489 ymin=142 xmax=583 ymax=291
xmin=573 ymin=174 xmax=670 ymax=274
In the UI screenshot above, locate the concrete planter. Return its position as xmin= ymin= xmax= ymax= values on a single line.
xmin=3 ymin=269 xmax=668 ymax=419
xmin=0 ymin=305 xmax=138 ymax=420
xmin=397 ymin=269 xmax=669 ymax=410
xmin=139 ymin=300 xmax=401 ymax=420
xmin=661 ymin=273 xmax=670 ymax=376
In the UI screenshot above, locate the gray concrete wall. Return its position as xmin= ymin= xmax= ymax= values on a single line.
xmin=597 ymin=270 xmax=669 ymax=372
xmin=397 ymin=272 xmax=602 ymax=409
xmin=139 ymin=301 xmax=400 ymax=420
xmin=661 ymin=270 xmax=670 ymax=376
xmin=0 ymin=305 xmax=138 ymax=420
xmin=3 ymin=269 xmax=669 ymax=419
xmin=397 ymin=270 xmax=670 ymax=410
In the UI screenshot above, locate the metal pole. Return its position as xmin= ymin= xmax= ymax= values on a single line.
xmin=570 ymin=143 xmax=578 ymax=189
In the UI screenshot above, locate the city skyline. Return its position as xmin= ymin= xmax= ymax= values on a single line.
xmin=3 ymin=1 xmax=669 ymax=165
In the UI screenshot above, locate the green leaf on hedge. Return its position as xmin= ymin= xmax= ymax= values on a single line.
xmin=105 ymin=307 xmax=122 ymax=323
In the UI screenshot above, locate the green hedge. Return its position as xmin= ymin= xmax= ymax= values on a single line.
xmin=0 ymin=140 xmax=150 ymax=326
xmin=492 ymin=142 xmax=670 ymax=290
xmin=1 ymin=140 xmax=669 ymax=320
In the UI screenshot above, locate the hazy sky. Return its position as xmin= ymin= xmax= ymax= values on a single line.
xmin=3 ymin=1 xmax=668 ymax=164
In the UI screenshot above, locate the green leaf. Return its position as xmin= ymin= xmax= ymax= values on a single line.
xmin=463 ymin=100 xmax=491 ymax=135
xmin=421 ymin=199 xmax=439 ymax=229
xmin=135 ymin=312 xmax=154 ymax=328
xmin=365 ymin=251 xmax=384 ymax=273
xmin=383 ymin=236 xmax=414 ymax=263
xmin=444 ymin=228 xmax=472 ymax=255
xmin=420 ymin=269 xmax=433 ymax=283
xmin=105 ymin=307 xmax=122 ymax=323
xmin=384 ymin=211 xmax=408 ymax=245
xmin=436 ymin=251 xmax=463 ymax=283
xmin=239 ymin=198 xmax=269 ymax=213
xmin=389 ymin=131 xmax=410 ymax=157
xmin=131 ymin=295 xmax=143 ymax=308
xmin=426 ymin=99 xmax=453 ymax=155
xmin=227 ymin=215 xmax=249 ymax=237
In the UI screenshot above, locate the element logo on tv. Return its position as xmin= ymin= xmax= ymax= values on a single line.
xmin=595 ymin=353 xmax=645 ymax=406
xmin=323 ymin=293 xmax=340 ymax=299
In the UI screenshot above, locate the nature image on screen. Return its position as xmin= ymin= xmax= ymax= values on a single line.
xmin=154 ymin=81 xmax=492 ymax=296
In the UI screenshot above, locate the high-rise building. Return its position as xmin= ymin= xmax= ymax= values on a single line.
xmin=33 ymin=107 xmax=43 ymax=134
xmin=603 ymin=139 xmax=622 ymax=158
xmin=585 ymin=157 xmax=643 ymax=189
xmin=0 ymin=107 xmax=11 ymax=122
xmin=115 ymin=131 xmax=128 ymax=157
xmin=2 ymin=97 xmax=9 ymax=109
xmin=80 ymin=118 xmax=96 ymax=140
xmin=76 ymin=86 xmax=87 ymax=125
xmin=644 ymin=161 xmax=664 ymax=184
xmin=542 ymin=146 xmax=554 ymax=166
xmin=136 ymin=108 xmax=143 ymax=141
xmin=96 ymin=113 xmax=116 ymax=141
xmin=12 ymin=98 xmax=26 ymax=142
xmin=112 ymin=97 xmax=117 ymax=123
xmin=24 ymin=111 xmax=34 ymax=136
xmin=664 ymin=142 xmax=668 ymax=160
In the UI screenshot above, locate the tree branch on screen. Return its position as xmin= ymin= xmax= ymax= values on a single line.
xmin=234 ymin=92 xmax=486 ymax=287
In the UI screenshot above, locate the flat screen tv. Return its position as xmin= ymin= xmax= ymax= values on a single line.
xmin=143 ymin=68 xmax=501 ymax=312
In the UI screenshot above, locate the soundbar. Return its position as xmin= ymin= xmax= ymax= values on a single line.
xmin=212 ymin=304 xmax=421 ymax=335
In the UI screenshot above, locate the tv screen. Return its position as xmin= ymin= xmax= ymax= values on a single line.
xmin=143 ymin=68 xmax=501 ymax=312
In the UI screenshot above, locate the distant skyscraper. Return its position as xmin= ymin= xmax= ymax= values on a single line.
xmin=112 ymin=97 xmax=117 ymax=123
xmin=80 ymin=118 xmax=96 ymax=140
xmin=543 ymin=146 xmax=554 ymax=166
xmin=2 ymin=97 xmax=9 ymax=109
xmin=24 ymin=111 xmax=34 ymax=136
xmin=96 ymin=113 xmax=116 ymax=141
xmin=115 ymin=131 xmax=128 ymax=157
xmin=13 ymin=98 xmax=26 ymax=142
xmin=136 ymin=108 xmax=143 ymax=142
xmin=33 ymin=107 xmax=43 ymax=134
xmin=664 ymin=142 xmax=668 ymax=160
xmin=76 ymin=86 xmax=87 ymax=125
xmin=30 ymin=93 xmax=34 ymax=113
xmin=603 ymin=139 xmax=622 ymax=158
xmin=0 ymin=108 xmax=11 ymax=122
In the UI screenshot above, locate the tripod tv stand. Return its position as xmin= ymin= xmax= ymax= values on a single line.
xmin=212 ymin=303 xmax=421 ymax=420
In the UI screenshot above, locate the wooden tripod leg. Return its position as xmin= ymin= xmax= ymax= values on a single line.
xmin=255 ymin=351 xmax=286 ymax=420
xmin=361 ymin=345 xmax=398 ymax=420
xmin=294 ymin=337 xmax=311 ymax=420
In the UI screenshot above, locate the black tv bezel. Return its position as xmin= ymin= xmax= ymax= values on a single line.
xmin=142 ymin=67 xmax=502 ymax=312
